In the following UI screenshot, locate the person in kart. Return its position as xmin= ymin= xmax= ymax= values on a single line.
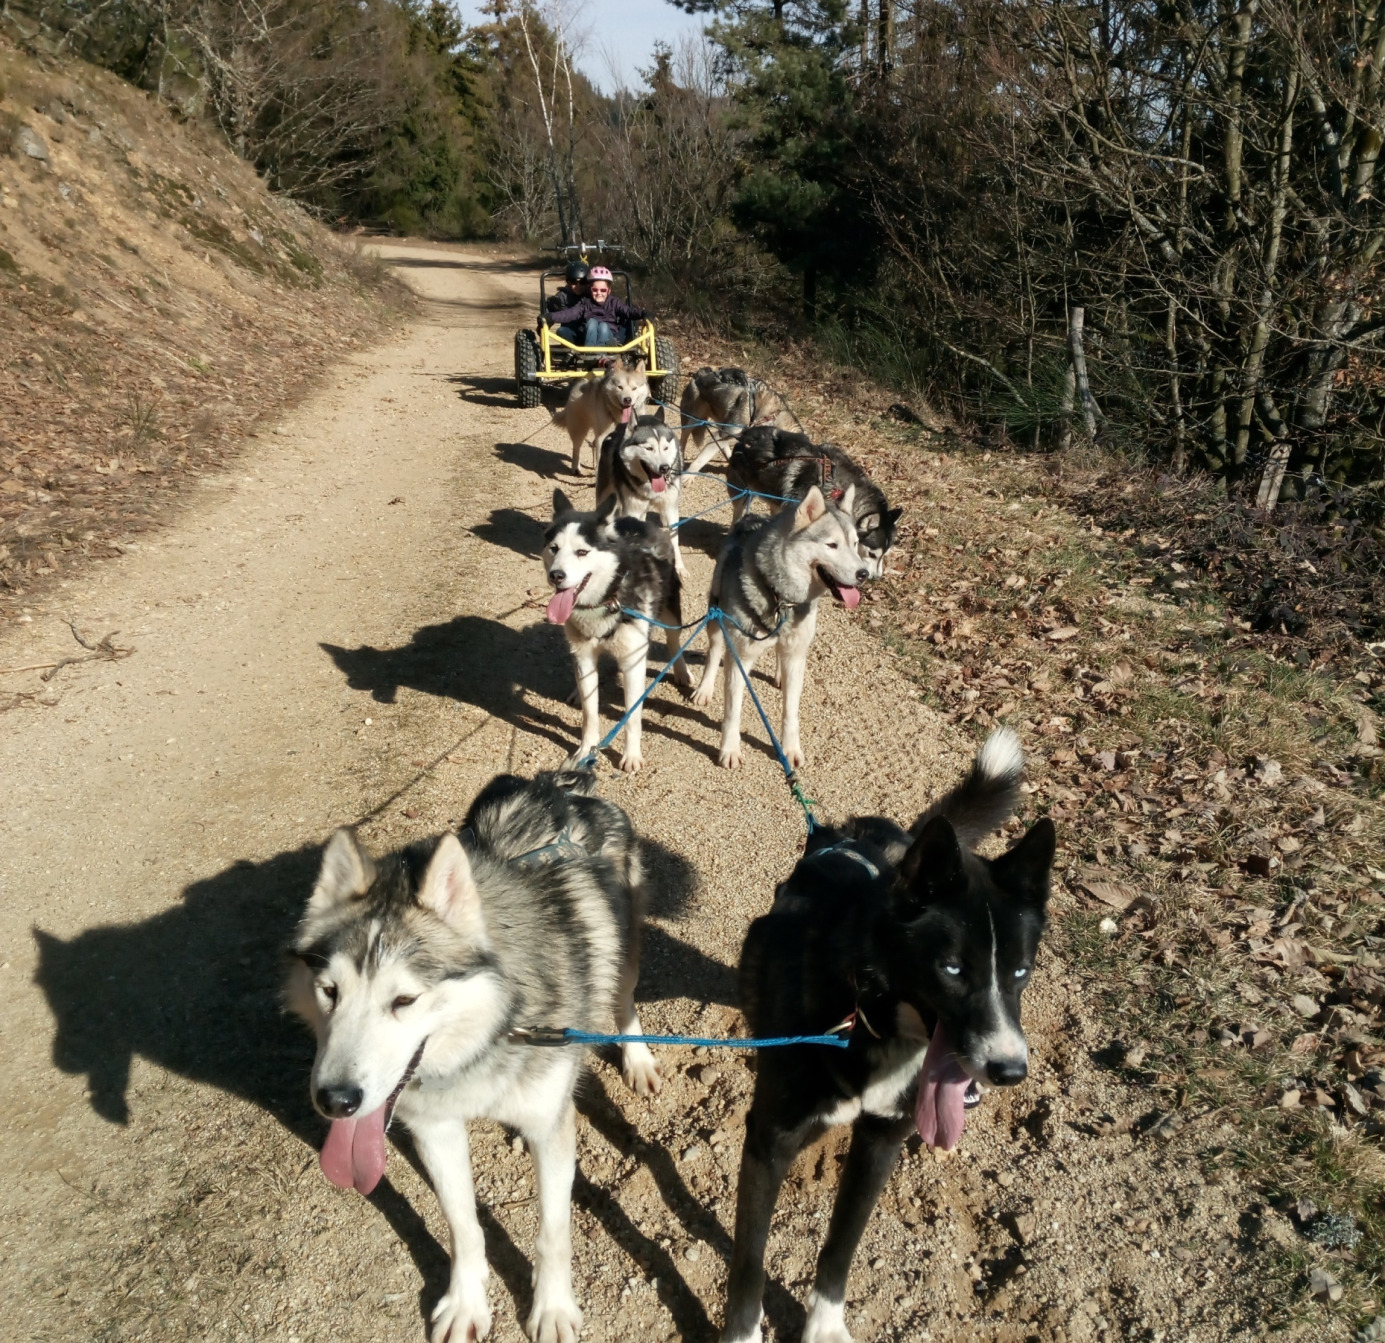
xmin=547 ymin=266 xmax=649 ymax=347
xmin=546 ymin=259 xmax=590 ymax=314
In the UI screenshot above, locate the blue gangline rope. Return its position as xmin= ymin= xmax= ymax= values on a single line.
xmin=545 ymin=1027 xmax=848 ymax=1050
xmin=575 ymin=603 xmax=816 ymax=834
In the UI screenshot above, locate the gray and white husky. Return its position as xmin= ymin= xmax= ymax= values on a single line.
xmin=595 ymin=408 xmax=687 ymax=577
xmin=728 ymin=427 xmax=903 ymax=581
xmin=288 ymin=769 xmax=661 ymax=1343
xmin=679 ymin=366 xmax=794 ymax=475
xmin=544 ymin=488 xmax=692 ymax=773
xmin=692 ymin=485 xmax=868 ymax=770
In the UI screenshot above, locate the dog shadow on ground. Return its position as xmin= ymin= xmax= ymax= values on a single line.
xmin=575 ymin=1073 xmax=806 ymax=1342
xmin=495 ymin=439 xmax=572 ymax=480
xmin=321 ymin=614 xmax=574 ymax=754
xmin=33 ymin=823 xmax=738 ymax=1340
xmin=320 ymin=613 xmax=756 ymax=770
xmin=469 ymin=505 xmax=549 ymax=558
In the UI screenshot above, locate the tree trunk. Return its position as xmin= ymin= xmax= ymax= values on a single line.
xmin=878 ymin=0 xmax=893 ymax=75
xmin=1068 ymin=306 xmax=1099 ymax=440
xmin=1059 ymin=363 xmax=1075 ymax=452
xmin=1166 ymin=297 xmax=1186 ymax=473
xmin=1252 ymin=389 xmax=1293 ymax=510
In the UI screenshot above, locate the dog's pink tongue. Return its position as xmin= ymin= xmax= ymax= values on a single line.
xmin=649 ymin=474 xmax=666 ymax=493
xmin=320 ymin=1105 xmax=389 ymax=1195
xmin=620 ymin=404 xmax=632 ymax=423
xmin=546 ymin=586 xmax=579 ymax=624
xmin=837 ymin=585 xmax=861 ymax=610
xmin=914 ymin=1023 xmax=970 ymax=1151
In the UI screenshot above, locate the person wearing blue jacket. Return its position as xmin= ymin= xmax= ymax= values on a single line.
xmin=547 ymin=266 xmax=649 ymax=347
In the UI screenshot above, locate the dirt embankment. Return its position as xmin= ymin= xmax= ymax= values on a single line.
xmin=0 ymin=33 xmax=408 ymax=621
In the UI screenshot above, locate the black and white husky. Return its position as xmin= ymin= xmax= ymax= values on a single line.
xmin=544 ymin=488 xmax=692 ymax=773
xmin=721 ymin=730 xmax=1055 ymax=1343
xmin=728 ymin=427 xmax=903 ymax=580
xmin=595 ymin=408 xmax=687 ymax=577
xmin=288 ymin=769 xmax=661 ymax=1343
xmin=692 ymin=485 xmax=868 ymax=770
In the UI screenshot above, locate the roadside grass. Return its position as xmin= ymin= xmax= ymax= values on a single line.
xmin=658 ymin=313 xmax=1385 ymax=1332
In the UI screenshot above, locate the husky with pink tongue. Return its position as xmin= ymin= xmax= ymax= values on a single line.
xmin=719 ymin=729 xmax=1055 ymax=1343
xmin=595 ymin=406 xmax=688 ymax=577
xmin=288 ymin=769 xmax=661 ymax=1343
xmin=692 ymin=485 xmax=868 ymax=771
xmin=543 ymin=487 xmax=691 ymax=774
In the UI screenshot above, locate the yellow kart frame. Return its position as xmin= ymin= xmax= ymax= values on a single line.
xmin=513 ymin=258 xmax=678 ymax=408
xmin=537 ymin=318 xmax=669 ymax=384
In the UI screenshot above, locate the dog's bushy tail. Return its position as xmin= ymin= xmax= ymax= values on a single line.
xmin=911 ymin=728 xmax=1024 ymax=849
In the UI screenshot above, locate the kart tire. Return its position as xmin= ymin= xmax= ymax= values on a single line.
xmin=649 ymin=337 xmax=679 ymax=407
xmin=515 ymin=329 xmax=540 ymax=408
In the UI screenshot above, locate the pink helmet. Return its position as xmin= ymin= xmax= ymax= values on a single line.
xmin=588 ymin=266 xmax=614 ymax=283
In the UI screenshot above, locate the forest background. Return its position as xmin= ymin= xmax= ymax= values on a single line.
xmin=5 ymin=0 xmax=1384 ymax=567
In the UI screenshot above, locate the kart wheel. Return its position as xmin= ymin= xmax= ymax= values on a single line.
xmin=649 ymin=337 xmax=679 ymax=407
xmin=515 ymin=330 xmax=540 ymax=408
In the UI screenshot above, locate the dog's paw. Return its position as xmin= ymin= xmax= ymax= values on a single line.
xmin=718 ymin=744 xmax=743 ymax=770
xmin=621 ymin=1043 xmax=663 ymax=1097
xmin=675 ymin=560 xmax=689 ymax=580
xmin=617 ymin=751 xmax=643 ymax=774
xmin=690 ymin=683 xmax=716 ymax=708
xmin=431 ymin=1278 xmax=492 ymax=1343
xmin=673 ymin=664 xmax=695 ymax=693
xmin=801 ymin=1293 xmax=852 ymax=1343
xmin=527 ymin=1293 xmax=583 ymax=1343
xmin=784 ymin=744 xmax=806 ymax=770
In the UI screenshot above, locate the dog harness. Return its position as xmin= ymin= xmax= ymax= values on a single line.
xmin=458 ymin=824 xmax=582 ymax=872
xmin=808 ymin=840 xmax=881 ymax=880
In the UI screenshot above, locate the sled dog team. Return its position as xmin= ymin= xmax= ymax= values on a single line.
xmin=290 ymin=366 xmax=1055 ymax=1343
xmin=547 ymin=362 xmax=902 ymax=774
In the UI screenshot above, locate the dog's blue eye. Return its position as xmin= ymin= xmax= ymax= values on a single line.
xmin=943 ymin=962 xmax=962 ymax=977
xmin=1015 ymin=968 xmax=1029 ymax=980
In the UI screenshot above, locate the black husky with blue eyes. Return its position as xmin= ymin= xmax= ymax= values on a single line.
xmin=721 ymin=728 xmax=1055 ymax=1343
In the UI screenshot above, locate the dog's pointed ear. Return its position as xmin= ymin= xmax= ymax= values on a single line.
xmin=838 ymin=483 xmax=856 ymax=514
xmin=895 ymin=816 xmax=964 ymax=913
xmin=309 ymin=829 xmax=375 ymax=914
xmin=653 ymin=404 xmax=666 ymax=424
xmin=418 ymin=833 xmax=486 ymax=936
xmin=596 ymin=491 xmax=620 ymax=521
xmin=990 ymin=818 xmax=1056 ymax=909
xmin=887 ymin=507 xmax=904 ymax=529
xmin=552 ymin=487 xmax=574 ymax=518
xmin=792 ymin=486 xmax=827 ymax=530
xmin=634 ymin=357 xmax=647 ymax=373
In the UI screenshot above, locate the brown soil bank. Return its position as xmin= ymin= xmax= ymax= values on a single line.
xmin=0 ymin=33 xmax=406 ymax=621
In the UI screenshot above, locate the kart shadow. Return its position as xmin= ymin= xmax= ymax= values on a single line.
xmin=32 ymin=822 xmax=736 ymax=1341
xmin=321 ymin=614 xmax=573 ymax=753
xmin=447 ymin=373 xmax=523 ymax=408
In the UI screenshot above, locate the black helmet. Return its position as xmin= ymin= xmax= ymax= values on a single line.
xmin=565 ymin=260 xmax=590 ymax=285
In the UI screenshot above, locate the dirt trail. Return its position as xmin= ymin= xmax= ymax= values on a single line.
xmin=0 ymin=245 xmax=1264 ymax=1342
